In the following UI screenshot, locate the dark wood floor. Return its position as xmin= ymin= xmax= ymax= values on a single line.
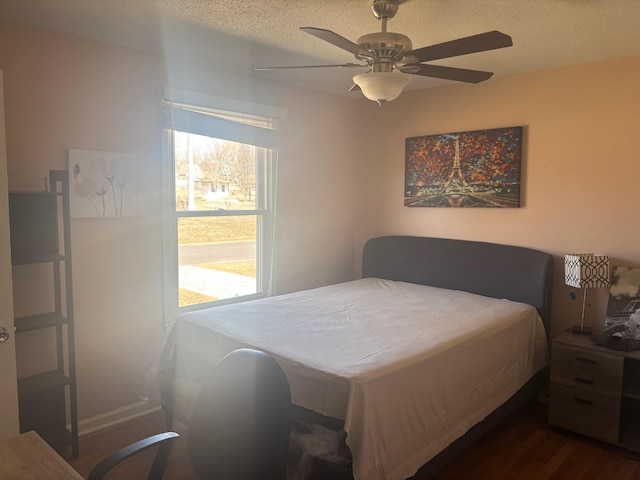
xmin=68 ymin=402 xmax=640 ymax=480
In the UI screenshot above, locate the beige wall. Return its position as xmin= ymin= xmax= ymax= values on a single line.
xmin=355 ymin=56 xmax=640 ymax=338
xmin=0 ymin=20 xmax=361 ymax=420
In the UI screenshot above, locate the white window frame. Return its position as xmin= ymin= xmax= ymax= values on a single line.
xmin=161 ymin=89 xmax=286 ymax=326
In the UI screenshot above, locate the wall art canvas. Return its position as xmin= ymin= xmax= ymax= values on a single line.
xmin=68 ymin=149 xmax=136 ymax=218
xmin=405 ymin=126 xmax=523 ymax=208
xmin=604 ymin=266 xmax=640 ymax=339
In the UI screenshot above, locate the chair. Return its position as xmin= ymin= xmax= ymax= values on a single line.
xmin=88 ymin=348 xmax=292 ymax=480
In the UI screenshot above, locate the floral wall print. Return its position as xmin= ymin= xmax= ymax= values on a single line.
xmin=68 ymin=149 xmax=136 ymax=218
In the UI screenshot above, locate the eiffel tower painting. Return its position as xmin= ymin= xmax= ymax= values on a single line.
xmin=404 ymin=126 xmax=523 ymax=208
xmin=443 ymin=137 xmax=469 ymax=191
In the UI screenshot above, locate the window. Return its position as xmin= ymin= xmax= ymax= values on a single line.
xmin=162 ymin=91 xmax=284 ymax=320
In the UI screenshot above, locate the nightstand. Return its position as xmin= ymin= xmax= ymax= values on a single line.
xmin=549 ymin=330 xmax=640 ymax=450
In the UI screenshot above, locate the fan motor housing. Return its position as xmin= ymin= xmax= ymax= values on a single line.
xmin=371 ymin=0 xmax=400 ymax=20
xmin=357 ymin=32 xmax=412 ymax=59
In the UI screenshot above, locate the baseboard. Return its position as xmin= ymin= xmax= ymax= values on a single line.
xmin=77 ymin=400 xmax=162 ymax=437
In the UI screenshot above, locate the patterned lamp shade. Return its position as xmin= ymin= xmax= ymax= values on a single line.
xmin=564 ymin=254 xmax=610 ymax=289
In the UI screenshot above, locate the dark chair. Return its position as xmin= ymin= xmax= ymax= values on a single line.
xmin=88 ymin=348 xmax=292 ymax=480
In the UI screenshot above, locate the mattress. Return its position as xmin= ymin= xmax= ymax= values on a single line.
xmin=161 ymin=277 xmax=548 ymax=480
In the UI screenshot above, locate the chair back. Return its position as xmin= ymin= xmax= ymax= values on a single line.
xmin=187 ymin=348 xmax=292 ymax=480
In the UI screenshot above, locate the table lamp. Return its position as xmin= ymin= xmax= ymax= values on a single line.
xmin=565 ymin=253 xmax=610 ymax=335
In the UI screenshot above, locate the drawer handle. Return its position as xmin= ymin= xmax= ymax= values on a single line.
xmin=574 ymin=377 xmax=595 ymax=385
xmin=573 ymin=397 xmax=594 ymax=406
xmin=575 ymin=356 xmax=597 ymax=364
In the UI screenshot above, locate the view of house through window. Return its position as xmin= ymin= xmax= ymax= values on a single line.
xmin=173 ymin=130 xmax=270 ymax=308
xmin=161 ymin=95 xmax=281 ymax=317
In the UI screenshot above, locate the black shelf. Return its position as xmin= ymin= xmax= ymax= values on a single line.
xmin=37 ymin=426 xmax=75 ymax=457
xmin=9 ymin=191 xmax=60 ymax=263
xmin=17 ymin=370 xmax=71 ymax=396
xmin=15 ymin=312 xmax=68 ymax=333
xmin=10 ymin=170 xmax=78 ymax=459
xmin=11 ymin=253 xmax=65 ymax=266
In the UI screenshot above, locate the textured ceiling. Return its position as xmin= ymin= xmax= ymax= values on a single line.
xmin=0 ymin=0 xmax=639 ymax=97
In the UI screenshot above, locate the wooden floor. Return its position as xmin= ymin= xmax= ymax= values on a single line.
xmin=69 ymin=409 xmax=198 ymax=479
xmin=68 ymin=402 xmax=640 ymax=480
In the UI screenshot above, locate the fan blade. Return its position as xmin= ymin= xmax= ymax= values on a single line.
xmin=255 ymin=62 xmax=367 ymax=71
xmin=301 ymin=27 xmax=374 ymax=58
xmin=404 ymin=64 xmax=493 ymax=83
xmin=406 ymin=31 xmax=512 ymax=63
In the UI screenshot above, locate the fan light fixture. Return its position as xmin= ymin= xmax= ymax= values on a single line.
xmin=255 ymin=2 xmax=513 ymax=103
xmin=353 ymin=72 xmax=412 ymax=106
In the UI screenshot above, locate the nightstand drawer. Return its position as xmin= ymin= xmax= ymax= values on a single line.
xmin=549 ymin=382 xmax=620 ymax=443
xmin=552 ymin=343 xmax=623 ymax=376
xmin=550 ymin=363 xmax=623 ymax=392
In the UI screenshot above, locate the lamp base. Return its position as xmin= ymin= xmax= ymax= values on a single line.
xmin=572 ymin=325 xmax=592 ymax=335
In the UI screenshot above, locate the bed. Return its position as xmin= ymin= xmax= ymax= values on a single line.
xmin=159 ymin=235 xmax=554 ymax=480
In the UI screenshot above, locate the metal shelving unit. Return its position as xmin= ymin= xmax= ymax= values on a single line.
xmin=9 ymin=170 xmax=78 ymax=458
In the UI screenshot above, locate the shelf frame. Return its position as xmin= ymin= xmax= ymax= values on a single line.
xmin=10 ymin=170 xmax=79 ymax=459
xmin=14 ymin=312 xmax=68 ymax=333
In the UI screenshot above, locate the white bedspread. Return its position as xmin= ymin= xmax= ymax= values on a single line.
xmin=172 ymin=278 xmax=548 ymax=480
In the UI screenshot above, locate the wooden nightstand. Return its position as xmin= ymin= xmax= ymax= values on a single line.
xmin=549 ymin=330 xmax=640 ymax=450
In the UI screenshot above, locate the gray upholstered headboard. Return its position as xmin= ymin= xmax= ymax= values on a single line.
xmin=362 ymin=236 xmax=554 ymax=338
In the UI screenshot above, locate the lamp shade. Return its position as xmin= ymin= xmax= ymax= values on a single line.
xmin=353 ymin=72 xmax=412 ymax=105
xmin=564 ymin=253 xmax=610 ymax=289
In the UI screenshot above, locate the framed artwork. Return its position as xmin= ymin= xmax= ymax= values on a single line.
xmin=604 ymin=266 xmax=640 ymax=339
xmin=404 ymin=126 xmax=523 ymax=208
xmin=68 ymin=149 xmax=136 ymax=218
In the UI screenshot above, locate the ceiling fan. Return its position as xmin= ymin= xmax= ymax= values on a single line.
xmin=255 ymin=0 xmax=513 ymax=105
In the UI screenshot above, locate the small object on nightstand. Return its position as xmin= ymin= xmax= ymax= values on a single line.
xmin=564 ymin=253 xmax=610 ymax=335
xmin=593 ymin=334 xmax=640 ymax=351
xmin=572 ymin=324 xmax=592 ymax=335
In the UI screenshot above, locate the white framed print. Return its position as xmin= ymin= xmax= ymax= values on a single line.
xmin=68 ymin=149 xmax=136 ymax=218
